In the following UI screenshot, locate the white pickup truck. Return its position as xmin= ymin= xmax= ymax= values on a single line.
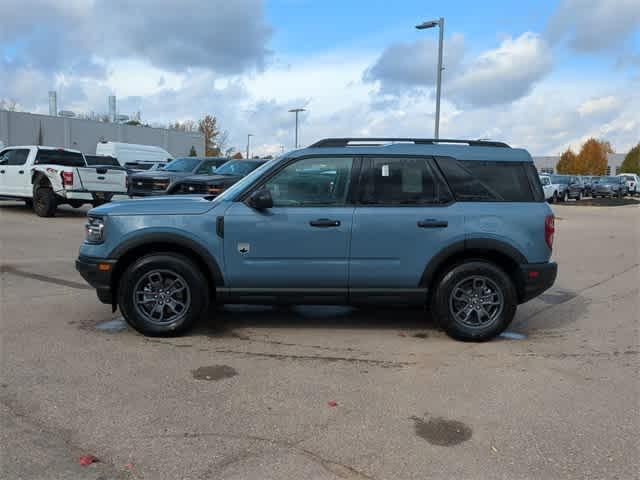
xmin=0 ymin=146 xmax=128 ymax=217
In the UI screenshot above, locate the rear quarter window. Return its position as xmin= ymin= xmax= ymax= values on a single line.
xmin=435 ymin=158 xmax=544 ymax=202
xmin=85 ymin=155 xmax=119 ymax=166
xmin=35 ymin=150 xmax=85 ymax=167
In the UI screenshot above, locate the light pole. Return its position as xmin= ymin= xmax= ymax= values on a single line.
xmin=288 ymin=108 xmax=305 ymax=148
xmin=416 ymin=17 xmax=444 ymax=139
xmin=246 ymin=134 xmax=253 ymax=159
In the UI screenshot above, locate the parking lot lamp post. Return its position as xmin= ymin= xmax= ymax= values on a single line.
xmin=288 ymin=108 xmax=305 ymax=148
xmin=246 ymin=134 xmax=253 ymax=159
xmin=416 ymin=17 xmax=444 ymax=139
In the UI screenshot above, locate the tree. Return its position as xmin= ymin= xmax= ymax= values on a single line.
xmin=125 ymin=119 xmax=142 ymax=126
xmin=577 ymin=138 xmax=608 ymax=175
xmin=556 ymin=148 xmax=577 ymax=174
xmin=189 ymin=145 xmax=198 ymax=157
xmin=620 ymin=143 xmax=640 ymax=174
xmin=198 ymin=115 xmax=221 ymax=156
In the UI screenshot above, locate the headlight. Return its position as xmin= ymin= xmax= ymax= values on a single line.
xmin=85 ymin=216 xmax=105 ymax=243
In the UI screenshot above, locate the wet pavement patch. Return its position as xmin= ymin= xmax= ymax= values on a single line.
xmin=192 ymin=365 xmax=238 ymax=381
xmin=95 ymin=318 xmax=128 ymax=333
xmin=499 ymin=331 xmax=527 ymax=340
xmin=410 ymin=415 xmax=472 ymax=446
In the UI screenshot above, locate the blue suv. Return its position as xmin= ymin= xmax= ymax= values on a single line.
xmin=76 ymin=138 xmax=557 ymax=341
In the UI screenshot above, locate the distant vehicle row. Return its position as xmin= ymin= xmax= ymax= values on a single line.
xmin=539 ymin=174 xmax=638 ymax=202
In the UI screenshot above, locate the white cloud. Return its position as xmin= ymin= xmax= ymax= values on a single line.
xmin=577 ymin=96 xmax=623 ymax=116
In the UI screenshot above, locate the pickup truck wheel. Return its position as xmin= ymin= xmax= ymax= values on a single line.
xmin=551 ymin=192 xmax=558 ymax=203
xmin=24 ymin=199 xmax=33 ymax=208
xmin=92 ymin=193 xmax=114 ymax=207
xmin=118 ymin=253 xmax=207 ymax=336
xmin=68 ymin=200 xmax=84 ymax=208
xmin=33 ymin=186 xmax=57 ymax=217
xmin=431 ymin=261 xmax=517 ymax=342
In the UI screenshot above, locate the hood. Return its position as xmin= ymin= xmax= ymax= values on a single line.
xmin=180 ymin=174 xmax=240 ymax=185
xmin=90 ymin=195 xmax=217 ymax=216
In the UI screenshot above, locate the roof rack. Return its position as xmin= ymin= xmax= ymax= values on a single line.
xmin=309 ymin=138 xmax=511 ymax=148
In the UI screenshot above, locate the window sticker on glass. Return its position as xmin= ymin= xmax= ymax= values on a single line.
xmin=381 ymin=164 xmax=389 ymax=177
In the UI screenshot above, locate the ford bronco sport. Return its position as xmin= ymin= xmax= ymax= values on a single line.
xmin=76 ymin=138 xmax=557 ymax=341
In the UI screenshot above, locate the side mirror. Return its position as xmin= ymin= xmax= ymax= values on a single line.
xmin=247 ymin=188 xmax=273 ymax=210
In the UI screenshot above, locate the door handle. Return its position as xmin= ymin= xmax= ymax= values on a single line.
xmin=310 ymin=218 xmax=341 ymax=228
xmin=18 ymin=170 xmax=24 ymax=174
xmin=0 ymin=170 xmax=4 ymax=174
xmin=417 ymin=219 xmax=448 ymax=228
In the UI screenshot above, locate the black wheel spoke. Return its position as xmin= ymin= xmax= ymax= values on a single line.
xmin=133 ymin=269 xmax=191 ymax=326
xmin=449 ymin=275 xmax=504 ymax=329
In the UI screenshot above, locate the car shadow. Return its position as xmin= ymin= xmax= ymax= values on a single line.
xmin=192 ymin=304 xmax=437 ymax=337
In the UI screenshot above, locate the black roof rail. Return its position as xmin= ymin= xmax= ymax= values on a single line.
xmin=309 ymin=138 xmax=511 ymax=148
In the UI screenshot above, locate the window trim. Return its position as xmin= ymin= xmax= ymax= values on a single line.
xmin=355 ymin=155 xmax=455 ymax=207
xmin=5 ymin=148 xmax=30 ymax=166
xmin=236 ymin=154 xmax=363 ymax=207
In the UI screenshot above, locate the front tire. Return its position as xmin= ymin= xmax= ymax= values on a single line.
xmin=33 ymin=186 xmax=57 ymax=217
xmin=118 ymin=253 xmax=208 ymax=336
xmin=431 ymin=261 xmax=517 ymax=341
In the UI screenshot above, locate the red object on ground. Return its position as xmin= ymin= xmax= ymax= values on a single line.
xmin=78 ymin=454 xmax=98 ymax=466
xmin=398 ymin=332 xmax=407 ymax=337
xmin=327 ymin=400 xmax=338 ymax=407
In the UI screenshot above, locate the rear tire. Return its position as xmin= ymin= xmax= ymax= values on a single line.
xmin=33 ymin=186 xmax=57 ymax=217
xmin=118 ymin=253 xmax=208 ymax=336
xmin=431 ymin=261 xmax=517 ymax=342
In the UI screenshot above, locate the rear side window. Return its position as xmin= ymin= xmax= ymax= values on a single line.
xmin=436 ymin=158 xmax=543 ymax=202
xmin=85 ymin=155 xmax=119 ymax=166
xmin=35 ymin=150 xmax=85 ymax=167
xmin=360 ymin=157 xmax=452 ymax=205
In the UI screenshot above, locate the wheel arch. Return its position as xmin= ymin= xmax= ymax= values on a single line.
xmin=110 ymin=233 xmax=223 ymax=308
xmin=420 ymin=239 xmax=527 ymax=302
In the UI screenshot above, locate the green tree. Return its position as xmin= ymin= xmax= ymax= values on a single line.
xmin=620 ymin=143 xmax=640 ymax=174
xmin=556 ymin=148 xmax=577 ymax=174
xmin=189 ymin=146 xmax=198 ymax=157
xmin=125 ymin=120 xmax=141 ymax=126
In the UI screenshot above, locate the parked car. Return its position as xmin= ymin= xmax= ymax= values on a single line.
xmin=591 ymin=176 xmax=628 ymax=198
xmin=539 ymin=175 xmax=555 ymax=202
xmin=77 ymin=137 xmax=557 ymax=342
xmin=128 ymin=157 xmax=228 ymax=196
xmin=566 ymin=176 xmax=586 ymax=200
xmin=548 ymin=175 xmax=570 ymax=202
xmin=96 ymin=141 xmax=173 ymax=169
xmin=0 ymin=146 xmax=127 ymax=216
xmin=170 ymin=159 xmax=267 ymax=196
xmin=617 ymin=173 xmax=639 ymax=196
xmin=580 ymin=176 xmax=596 ymax=196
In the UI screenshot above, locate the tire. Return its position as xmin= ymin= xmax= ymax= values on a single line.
xmin=577 ymin=191 xmax=582 ymax=201
xmin=117 ymin=253 xmax=208 ymax=336
xmin=24 ymin=199 xmax=33 ymax=208
xmin=551 ymin=192 xmax=558 ymax=203
xmin=431 ymin=260 xmax=517 ymax=342
xmin=562 ymin=191 xmax=568 ymax=202
xmin=33 ymin=186 xmax=57 ymax=217
xmin=68 ymin=200 xmax=84 ymax=208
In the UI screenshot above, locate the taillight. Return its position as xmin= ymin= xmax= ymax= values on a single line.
xmin=61 ymin=171 xmax=74 ymax=187
xmin=545 ymin=215 xmax=555 ymax=250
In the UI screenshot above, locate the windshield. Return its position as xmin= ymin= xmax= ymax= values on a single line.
xmin=550 ymin=175 xmax=571 ymax=184
xmin=213 ymin=158 xmax=279 ymax=201
xmin=215 ymin=160 xmax=264 ymax=176
xmin=163 ymin=157 xmax=199 ymax=172
xmin=600 ymin=176 xmax=619 ymax=183
xmin=540 ymin=177 xmax=550 ymax=185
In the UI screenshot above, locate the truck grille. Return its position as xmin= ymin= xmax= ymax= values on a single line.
xmin=180 ymin=183 xmax=209 ymax=194
xmin=132 ymin=178 xmax=169 ymax=192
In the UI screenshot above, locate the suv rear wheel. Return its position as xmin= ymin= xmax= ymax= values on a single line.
xmin=118 ymin=253 xmax=208 ymax=336
xmin=431 ymin=260 xmax=517 ymax=341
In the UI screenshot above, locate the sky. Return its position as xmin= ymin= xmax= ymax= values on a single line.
xmin=0 ymin=0 xmax=639 ymax=156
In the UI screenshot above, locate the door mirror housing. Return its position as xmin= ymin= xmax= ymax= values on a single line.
xmin=247 ymin=188 xmax=273 ymax=210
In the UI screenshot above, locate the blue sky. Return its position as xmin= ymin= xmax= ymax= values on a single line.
xmin=0 ymin=0 xmax=638 ymax=155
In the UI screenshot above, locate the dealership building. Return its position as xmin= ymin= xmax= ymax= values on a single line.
xmin=0 ymin=109 xmax=204 ymax=157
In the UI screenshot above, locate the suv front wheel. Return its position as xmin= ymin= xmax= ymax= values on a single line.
xmin=431 ymin=261 xmax=517 ymax=341
xmin=118 ymin=253 xmax=208 ymax=336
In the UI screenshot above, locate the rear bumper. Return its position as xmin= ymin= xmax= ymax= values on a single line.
xmin=75 ymin=256 xmax=116 ymax=305
xmin=518 ymin=261 xmax=557 ymax=303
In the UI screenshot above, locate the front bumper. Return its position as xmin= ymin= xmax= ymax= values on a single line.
xmin=75 ymin=256 xmax=117 ymax=305
xmin=518 ymin=261 xmax=558 ymax=303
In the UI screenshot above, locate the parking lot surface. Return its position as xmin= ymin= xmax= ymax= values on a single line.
xmin=1 ymin=200 xmax=638 ymax=480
